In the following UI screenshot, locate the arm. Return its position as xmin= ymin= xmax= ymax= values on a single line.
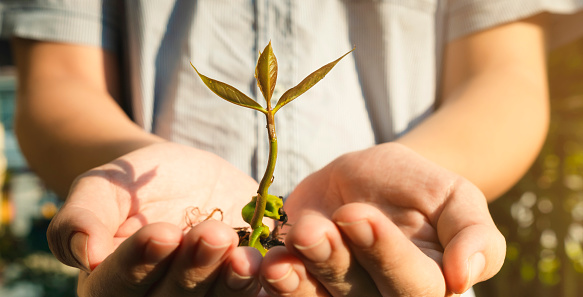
xmin=11 ymin=38 xmax=163 ymax=197
xmin=396 ymin=14 xmax=549 ymax=200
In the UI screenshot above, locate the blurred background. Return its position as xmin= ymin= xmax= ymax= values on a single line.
xmin=473 ymin=37 xmax=583 ymax=296
xmin=0 ymin=39 xmax=78 ymax=297
xmin=0 ymin=36 xmax=583 ymax=296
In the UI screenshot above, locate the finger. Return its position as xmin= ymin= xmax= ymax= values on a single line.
xmin=332 ymin=203 xmax=448 ymax=296
xmin=77 ymin=222 xmax=182 ymax=297
xmin=285 ymin=214 xmax=381 ymax=297
xmin=437 ymin=180 xmax=506 ymax=293
xmin=260 ymin=246 xmax=330 ymax=297
xmin=149 ymin=220 xmax=239 ymax=296
xmin=209 ymin=246 xmax=263 ymax=296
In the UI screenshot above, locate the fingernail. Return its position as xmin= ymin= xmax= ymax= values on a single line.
xmin=265 ymin=265 xmax=300 ymax=293
xmin=144 ymin=239 xmax=179 ymax=264
xmin=226 ymin=265 xmax=254 ymax=290
xmin=293 ymin=236 xmax=331 ymax=262
xmin=193 ymin=238 xmax=231 ymax=267
xmin=70 ymin=232 xmax=90 ymax=273
xmin=336 ymin=219 xmax=375 ymax=248
xmin=467 ymin=253 xmax=486 ymax=290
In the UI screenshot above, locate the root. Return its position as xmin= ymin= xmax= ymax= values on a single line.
xmin=183 ymin=207 xmax=224 ymax=231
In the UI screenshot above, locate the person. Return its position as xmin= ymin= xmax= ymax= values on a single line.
xmin=2 ymin=0 xmax=583 ymax=296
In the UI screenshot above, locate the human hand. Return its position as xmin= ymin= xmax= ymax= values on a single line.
xmin=47 ymin=142 xmax=265 ymax=296
xmin=259 ymin=142 xmax=506 ymax=296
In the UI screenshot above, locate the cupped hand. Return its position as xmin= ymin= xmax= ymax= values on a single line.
xmin=47 ymin=142 xmax=265 ymax=296
xmin=260 ymin=142 xmax=506 ymax=296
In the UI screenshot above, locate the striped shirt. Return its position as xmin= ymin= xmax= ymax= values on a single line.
xmin=2 ymin=2 xmax=583 ymax=296
xmin=1 ymin=0 xmax=582 ymax=199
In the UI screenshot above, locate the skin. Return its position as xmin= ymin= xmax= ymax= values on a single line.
xmin=46 ymin=142 xmax=266 ymax=296
xmin=399 ymin=14 xmax=549 ymax=200
xmin=13 ymin=39 xmax=266 ymax=295
xmin=11 ymin=13 xmax=548 ymax=297
xmin=259 ymin=14 xmax=549 ymax=297
xmin=261 ymin=143 xmax=504 ymax=296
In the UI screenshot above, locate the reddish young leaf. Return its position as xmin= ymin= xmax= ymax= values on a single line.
xmin=273 ymin=48 xmax=354 ymax=113
xmin=191 ymin=62 xmax=267 ymax=113
xmin=255 ymin=41 xmax=278 ymax=107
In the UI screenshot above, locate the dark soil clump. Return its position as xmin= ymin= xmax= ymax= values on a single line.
xmin=236 ymin=223 xmax=286 ymax=250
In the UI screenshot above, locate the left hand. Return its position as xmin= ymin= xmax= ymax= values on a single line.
xmin=258 ymin=142 xmax=506 ymax=296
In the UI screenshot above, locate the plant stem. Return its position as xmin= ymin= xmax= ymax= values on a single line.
xmin=250 ymin=111 xmax=278 ymax=230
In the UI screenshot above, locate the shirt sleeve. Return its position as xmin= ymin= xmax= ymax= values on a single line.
xmin=447 ymin=0 xmax=583 ymax=48
xmin=0 ymin=0 xmax=121 ymax=51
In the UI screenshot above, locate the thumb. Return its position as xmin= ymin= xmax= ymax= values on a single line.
xmin=442 ymin=224 xmax=506 ymax=293
xmin=48 ymin=205 xmax=116 ymax=272
xmin=47 ymin=168 xmax=130 ymax=272
xmin=438 ymin=181 xmax=506 ymax=294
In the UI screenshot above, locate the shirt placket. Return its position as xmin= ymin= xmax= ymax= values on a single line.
xmin=254 ymin=0 xmax=298 ymax=195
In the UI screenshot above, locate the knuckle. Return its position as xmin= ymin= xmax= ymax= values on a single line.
xmin=310 ymin=261 xmax=349 ymax=285
xmin=111 ymin=265 xmax=157 ymax=293
xmin=168 ymin=270 xmax=213 ymax=294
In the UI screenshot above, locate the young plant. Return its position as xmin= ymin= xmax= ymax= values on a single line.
xmin=191 ymin=42 xmax=352 ymax=255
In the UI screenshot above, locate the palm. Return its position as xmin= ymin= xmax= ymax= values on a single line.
xmin=65 ymin=142 xmax=259 ymax=250
xmin=48 ymin=142 xmax=267 ymax=296
xmin=281 ymin=143 xmax=492 ymax=294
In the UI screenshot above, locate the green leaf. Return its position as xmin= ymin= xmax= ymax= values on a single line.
xmin=190 ymin=62 xmax=267 ymax=113
xmin=255 ymin=41 xmax=278 ymax=105
xmin=241 ymin=196 xmax=258 ymax=224
xmin=263 ymin=194 xmax=283 ymax=221
xmin=273 ymin=48 xmax=354 ymax=113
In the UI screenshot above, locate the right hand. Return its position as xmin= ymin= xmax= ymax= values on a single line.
xmin=47 ymin=142 xmax=265 ymax=296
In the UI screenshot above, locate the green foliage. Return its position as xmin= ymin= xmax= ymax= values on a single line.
xmin=242 ymin=194 xmax=284 ymax=223
xmin=191 ymin=42 xmax=352 ymax=114
xmin=192 ymin=42 xmax=352 ymax=253
xmin=190 ymin=62 xmax=267 ymax=113
xmin=255 ymin=41 xmax=278 ymax=104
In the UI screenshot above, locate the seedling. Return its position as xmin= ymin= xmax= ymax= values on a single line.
xmin=191 ymin=42 xmax=352 ymax=255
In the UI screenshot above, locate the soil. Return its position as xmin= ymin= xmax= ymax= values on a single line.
xmin=184 ymin=206 xmax=287 ymax=249
xmin=236 ymin=222 xmax=286 ymax=249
